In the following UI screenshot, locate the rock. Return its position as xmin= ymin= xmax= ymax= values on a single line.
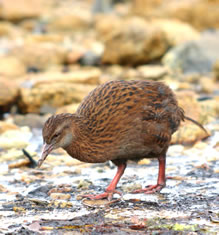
xmin=122 ymin=183 xmax=142 ymax=193
xmin=13 ymin=114 xmax=47 ymax=128
xmin=199 ymin=97 xmax=219 ymax=123
xmin=18 ymin=69 xmax=100 ymax=113
xmin=0 ymin=22 xmax=24 ymax=38
xmin=101 ymin=17 xmax=169 ymax=65
xmin=199 ymin=77 xmax=218 ymax=94
xmin=46 ymin=10 xmax=91 ymax=33
xmin=0 ymin=56 xmax=26 ymax=78
xmin=131 ymin=0 xmax=219 ymax=31
xmin=136 ymin=65 xmax=168 ymax=80
xmin=0 ymin=0 xmax=44 ymax=21
xmin=213 ymin=60 xmax=219 ymax=80
xmin=0 ymin=127 xmax=31 ymax=149
xmin=77 ymin=179 xmax=92 ymax=190
xmin=56 ymin=103 xmax=80 ymax=115
xmin=162 ymin=31 xmax=219 ymax=75
xmin=0 ymin=78 xmax=19 ymax=113
xmin=9 ymin=42 xmax=68 ymax=72
xmin=152 ymin=19 xmax=200 ymax=46
xmin=49 ymin=193 xmax=71 ymax=201
xmin=171 ymin=91 xmax=210 ymax=144
xmin=0 ymin=121 xmax=19 ymax=134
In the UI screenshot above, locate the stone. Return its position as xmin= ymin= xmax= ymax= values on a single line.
xmin=0 ymin=22 xmax=24 ymax=38
xmin=136 ymin=65 xmax=168 ymax=80
xmin=56 ymin=104 xmax=80 ymax=115
xmin=0 ymin=0 xmax=44 ymax=21
xmin=49 ymin=193 xmax=71 ymax=201
xmin=152 ymin=19 xmax=200 ymax=46
xmin=131 ymin=0 xmax=219 ymax=31
xmin=171 ymin=91 xmax=210 ymax=144
xmin=213 ymin=60 xmax=219 ymax=80
xmin=13 ymin=114 xmax=47 ymax=128
xmin=18 ymin=69 xmax=100 ymax=113
xmin=0 ymin=78 xmax=19 ymax=113
xmin=0 ymin=121 xmax=19 ymax=134
xmin=0 ymin=127 xmax=31 ymax=149
xmin=0 ymin=56 xmax=26 ymax=78
xmin=101 ymin=17 xmax=169 ymax=65
xmin=9 ymin=42 xmax=68 ymax=72
xmin=46 ymin=10 xmax=91 ymax=33
xmin=162 ymin=31 xmax=219 ymax=75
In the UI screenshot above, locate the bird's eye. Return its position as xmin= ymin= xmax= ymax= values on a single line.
xmin=53 ymin=133 xmax=59 ymax=140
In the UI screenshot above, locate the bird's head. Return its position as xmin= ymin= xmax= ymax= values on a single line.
xmin=38 ymin=113 xmax=75 ymax=167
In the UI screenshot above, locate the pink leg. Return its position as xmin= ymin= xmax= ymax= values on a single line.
xmin=133 ymin=155 xmax=166 ymax=194
xmin=82 ymin=163 xmax=127 ymax=200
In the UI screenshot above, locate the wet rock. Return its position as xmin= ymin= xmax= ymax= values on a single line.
xmin=122 ymin=183 xmax=142 ymax=193
xmin=101 ymin=17 xmax=169 ymax=65
xmin=0 ymin=0 xmax=44 ymax=22
xmin=77 ymin=179 xmax=92 ymax=190
xmin=137 ymin=65 xmax=168 ymax=80
xmin=0 ymin=56 xmax=26 ymax=77
xmin=18 ymin=69 xmax=100 ymax=113
xmin=0 ymin=78 xmax=19 ymax=113
xmin=152 ymin=19 xmax=200 ymax=46
xmin=49 ymin=193 xmax=71 ymax=201
xmin=9 ymin=42 xmax=68 ymax=72
xmin=0 ymin=121 xmax=19 ymax=134
xmin=131 ymin=0 xmax=219 ymax=31
xmin=162 ymin=31 xmax=219 ymax=75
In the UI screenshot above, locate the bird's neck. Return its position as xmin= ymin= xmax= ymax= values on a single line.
xmin=63 ymin=115 xmax=106 ymax=163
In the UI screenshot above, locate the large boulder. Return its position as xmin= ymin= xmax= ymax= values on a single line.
xmin=18 ymin=69 xmax=101 ymax=113
xmin=100 ymin=17 xmax=169 ymax=65
xmin=0 ymin=0 xmax=44 ymax=21
xmin=131 ymin=0 xmax=219 ymax=31
xmin=9 ymin=42 xmax=68 ymax=72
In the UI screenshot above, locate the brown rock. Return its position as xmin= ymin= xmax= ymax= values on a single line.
xmin=171 ymin=91 xmax=209 ymax=144
xmin=101 ymin=17 xmax=169 ymax=65
xmin=18 ymin=70 xmax=100 ymax=113
xmin=0 ymin=56 xmax=26 ymax=78
xmin=213 ymin=60 xmax=219 ymax=80
xmin=0 ymin=121 xmax=19 ymax=134
xmin=131 ymin=0 xmax=219 ymax=31
xmin=137 ymin=65 xmax=168 ymax=80
xmin=0 ymin=22 xmax=24 ymax=38
xmin=152 ymin=19 xmax=200 ymax=46
xmin=0 ymin=0 xmax=44 ymax=21
xmin=0 ymin=78 xmax=19 ymax=113
xmin=9 ymin=42 xmax=67 ymax=71
xmin=49 ymin=193 xmax=71 ymax=201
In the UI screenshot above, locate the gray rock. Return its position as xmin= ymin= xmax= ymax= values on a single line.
xmin=163 ymin=31 xmax=219 ymax=75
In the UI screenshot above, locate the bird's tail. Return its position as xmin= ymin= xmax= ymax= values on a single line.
xmin=184 ymin=116 xmax=209 ymax=135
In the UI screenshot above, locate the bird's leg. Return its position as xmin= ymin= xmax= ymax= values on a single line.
xmin=82 ymin=162 xmax=127 ymax=200
xmin=133 ymin=154 xmax=166 ymax=194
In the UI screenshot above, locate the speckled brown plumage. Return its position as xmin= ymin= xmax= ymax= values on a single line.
xmin=39 ymin=80 xmax=207 ymax=200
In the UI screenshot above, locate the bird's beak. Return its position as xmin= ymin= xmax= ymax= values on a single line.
xmin=38 ymin=143 xmax=54 ymax=168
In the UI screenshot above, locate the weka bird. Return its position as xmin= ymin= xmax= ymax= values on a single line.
xmin=38 ymin=80 xmax=207 ymax=200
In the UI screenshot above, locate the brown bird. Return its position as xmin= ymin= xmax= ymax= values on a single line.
xmin=38 ymin=80 xmax=207 ymax=200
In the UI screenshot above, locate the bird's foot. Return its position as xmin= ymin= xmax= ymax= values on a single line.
xmin=81 ymin=189 xmax=122 ymax=201
xmin=132 ymin=184 xmax=165 ymax=194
